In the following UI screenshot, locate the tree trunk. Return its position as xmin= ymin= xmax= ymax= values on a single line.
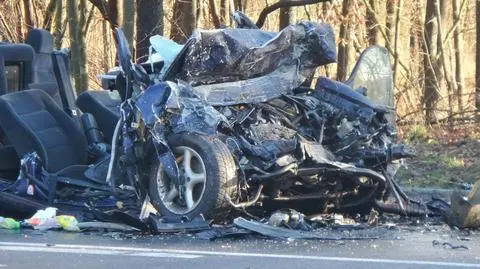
xmin=220 ymin=0 xmax=228 ymax=25
xmin=108 ymin=0 xmax=120 ymax=27
xmin=67 ymin=0 xmax=87 ymax=94
xmin=42 ymin=0 xmax=57 ymax=31
xmin=434 ymin=0 xmax=455 ymax=121
xmin=53 ymin=0 xmax=63 ymax=49
xmin=423 ymin=0 xmax=440 ymax=122
xmin=103 ymin=19 xmax=110 ymax=73
xmin=123 ymin=0 xmax=135 ymax=52
xmin=78 ymin=0 xmax=89 ymax=93
xmin=385 ymin=0 xmax=395 ymax=46
xmin=476 ymin=0 xmax=480 ymax=111
xmin=336 ymin=0 xmax=351 ymax=82
xmin=452 ymin=0 xmax=464 ymax=112
xmin=15 ymin=2 xmax=24 ymax=41
xmin=234 ymin=0 xmax=243 ymax=11
xmin=136 ymin=0 xmax=164 ymax=60
xmin=208 ymin=0 xmax=221 ymax=28
xmin=88 ymin=0 xmax=119 ymax=34
xmin=170 ymin=0 xmax=196 ymax=43
xmin=23 ymin=0 xmax=34 ymax=31
xmin=392 ymin=0 xmax=403 ymax=85
xmin=83 ymin=5 xmax=96 ymax=35
xmin=67 ymin=0 xmax=79 ymax=91
xmin=279 ymin=3 xmax=291 ymax=30
xmin=365 ymin=0 xmax=378 ymax=45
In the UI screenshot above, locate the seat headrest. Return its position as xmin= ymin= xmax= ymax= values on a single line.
xmin=0 ymin=44 xmax=35 ymax=62
xmin=25 ymin=28 xmax=54 ymax=54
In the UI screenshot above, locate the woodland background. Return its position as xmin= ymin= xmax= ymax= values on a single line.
xmin=0 ymin=0 xmax=479 ymax=126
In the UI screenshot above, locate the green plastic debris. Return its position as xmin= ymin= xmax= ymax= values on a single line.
xmin=0 ymin=217 xmax=20 ymax=229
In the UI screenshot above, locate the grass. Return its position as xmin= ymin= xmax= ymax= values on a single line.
xmin=396 ymin=124 xmax=480 ymax=189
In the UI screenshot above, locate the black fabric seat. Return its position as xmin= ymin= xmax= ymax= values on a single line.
xmin=0 ymin=144 xmax=19 ymax=170
xmin=25 ymin=29 xmax=63 ymax=107
xmin=0 ymin=89 xmax=88 ymax=173
xmin=76 ymin=90 xmax=121 ymax=141
xmin=0 ymin=43 xmax=36 ymax=176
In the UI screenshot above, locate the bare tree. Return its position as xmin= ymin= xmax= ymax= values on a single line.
xmin=365 ymin=0 xmax=378 ymax=45
xmin=279 ymin=0 xmax=291 ymax=30
xmin=78 ymin=0 xmax=89 ymax=92
xmin=434 ymin=0 xmax=455 ymax=120
xmin=42 ymin=0 xmax=57 ymax=31
xmin=15 ymin=2 xmax=24 ymax=41
xmin=89 ymin=0 xmax=119 ymax=32
xmin=255 ymin=0 xmax=329 ymax=29
xmin=220 ymin=0 xmax=228 ymax=24
xmin=53 ymin=0 xmax=63 ymax=49
xmin=67 ymin=0 xmax=81 ymax=93
xmin=123 ymin=0 xmax=135 ymax=51
xmin=208 ymin=0 xmax=221 ymax=28
xmin=422 ymin=0 xmax=441 ymax=122
xmin=385 ymin=0 xmax=394 ymax=46
xmin=136 ymin=0 xmax=164 ymax=59
xmin=67 ymin=0 xmax=88 ymax=94
xmin=102 ymin=19 xmax=110 ymax=72
xmin=234 ymin=0 xmax=244 ymax=12
xmin=23 ymin=0 xmax=34 ymax=31
xmin=452 ymin=0 xmax=464 ymax=111
xmin=337 ymin=0 xmax=352 ymax=82
xmin=392 ymin=0 xmax=403 ymax=84
xmin=477 ymin=0 xmax=480 ymax=111
xmin=171 ymin=0 xmax=196 ymax=42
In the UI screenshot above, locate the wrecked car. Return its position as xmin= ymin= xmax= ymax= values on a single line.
xmin=98 ymin=21 xmax=413 ymax=219
xmin=0 ymin=19 xmax=413 ymax=224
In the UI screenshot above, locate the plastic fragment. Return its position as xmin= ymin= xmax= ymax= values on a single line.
xmin=0 ymin=217 xmax=20 ymax=229
xmin=56 ymin=215 xmax=80 ymax=232
xmin=26 ymin=207 xmax=60 ymax=230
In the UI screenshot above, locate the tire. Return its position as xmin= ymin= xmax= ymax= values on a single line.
xmin=149 ymin=133 xmax=237 ymax=222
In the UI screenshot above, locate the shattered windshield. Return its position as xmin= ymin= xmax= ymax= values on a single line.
xmin=345 ymin=46 xmax=394 ymax=108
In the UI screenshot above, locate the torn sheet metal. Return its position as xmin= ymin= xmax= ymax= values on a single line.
xmin=136 ymin=81 xmax=226 ymax=135
xmin=135 ymin=82 xmax=172 ymax=126
xmin=233 ymin=217 xmax=377 ymax=240
xmin=167 ymin=81 xmax=228 ymax=135
xmin=179 ymin=22 xmax=336 ymax=87
xmin=192 ymin=66 xmax=309 ymax=106
xmin=147 ymin=215 xmax=210 ymax=233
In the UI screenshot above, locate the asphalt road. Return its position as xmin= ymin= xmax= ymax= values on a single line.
xmin=0 ymin=227 xmax=479 ymax=269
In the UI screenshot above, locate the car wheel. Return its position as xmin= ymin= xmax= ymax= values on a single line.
xmin=149 ymin=133 xmax=237 ymax=221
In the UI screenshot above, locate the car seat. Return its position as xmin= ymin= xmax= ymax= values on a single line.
xmin=25 ymin=29 xmax=63 ymax=106
xmin=0 ymin=89 xmax=107 ymax=191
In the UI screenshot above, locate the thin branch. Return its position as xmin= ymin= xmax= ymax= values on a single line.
xmin=0 ymin=12 xmax=15 ymax=41
xmin=255 ymin=0 xmax=330 ymax=28
xmin=361 ymin=0 xmax=410 ymax=76
xmin=83 ymin=4 xmax=96 ymax=35
xmin=442 ymin=0 xmax=468 ymax=47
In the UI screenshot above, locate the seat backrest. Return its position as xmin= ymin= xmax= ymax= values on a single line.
xmin=0 ymin=89 xmax=88 ymax=172
xmin=25 ymin=29 xmax=63 ymax=106
xmin=0 ymin=43 xmax=35 ymax=95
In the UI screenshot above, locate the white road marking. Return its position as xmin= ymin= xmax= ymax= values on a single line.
xmin=0 ymin=244 xmax=200 ymax=259
xmin=0 ymin=241 xmax=479 ymax=267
